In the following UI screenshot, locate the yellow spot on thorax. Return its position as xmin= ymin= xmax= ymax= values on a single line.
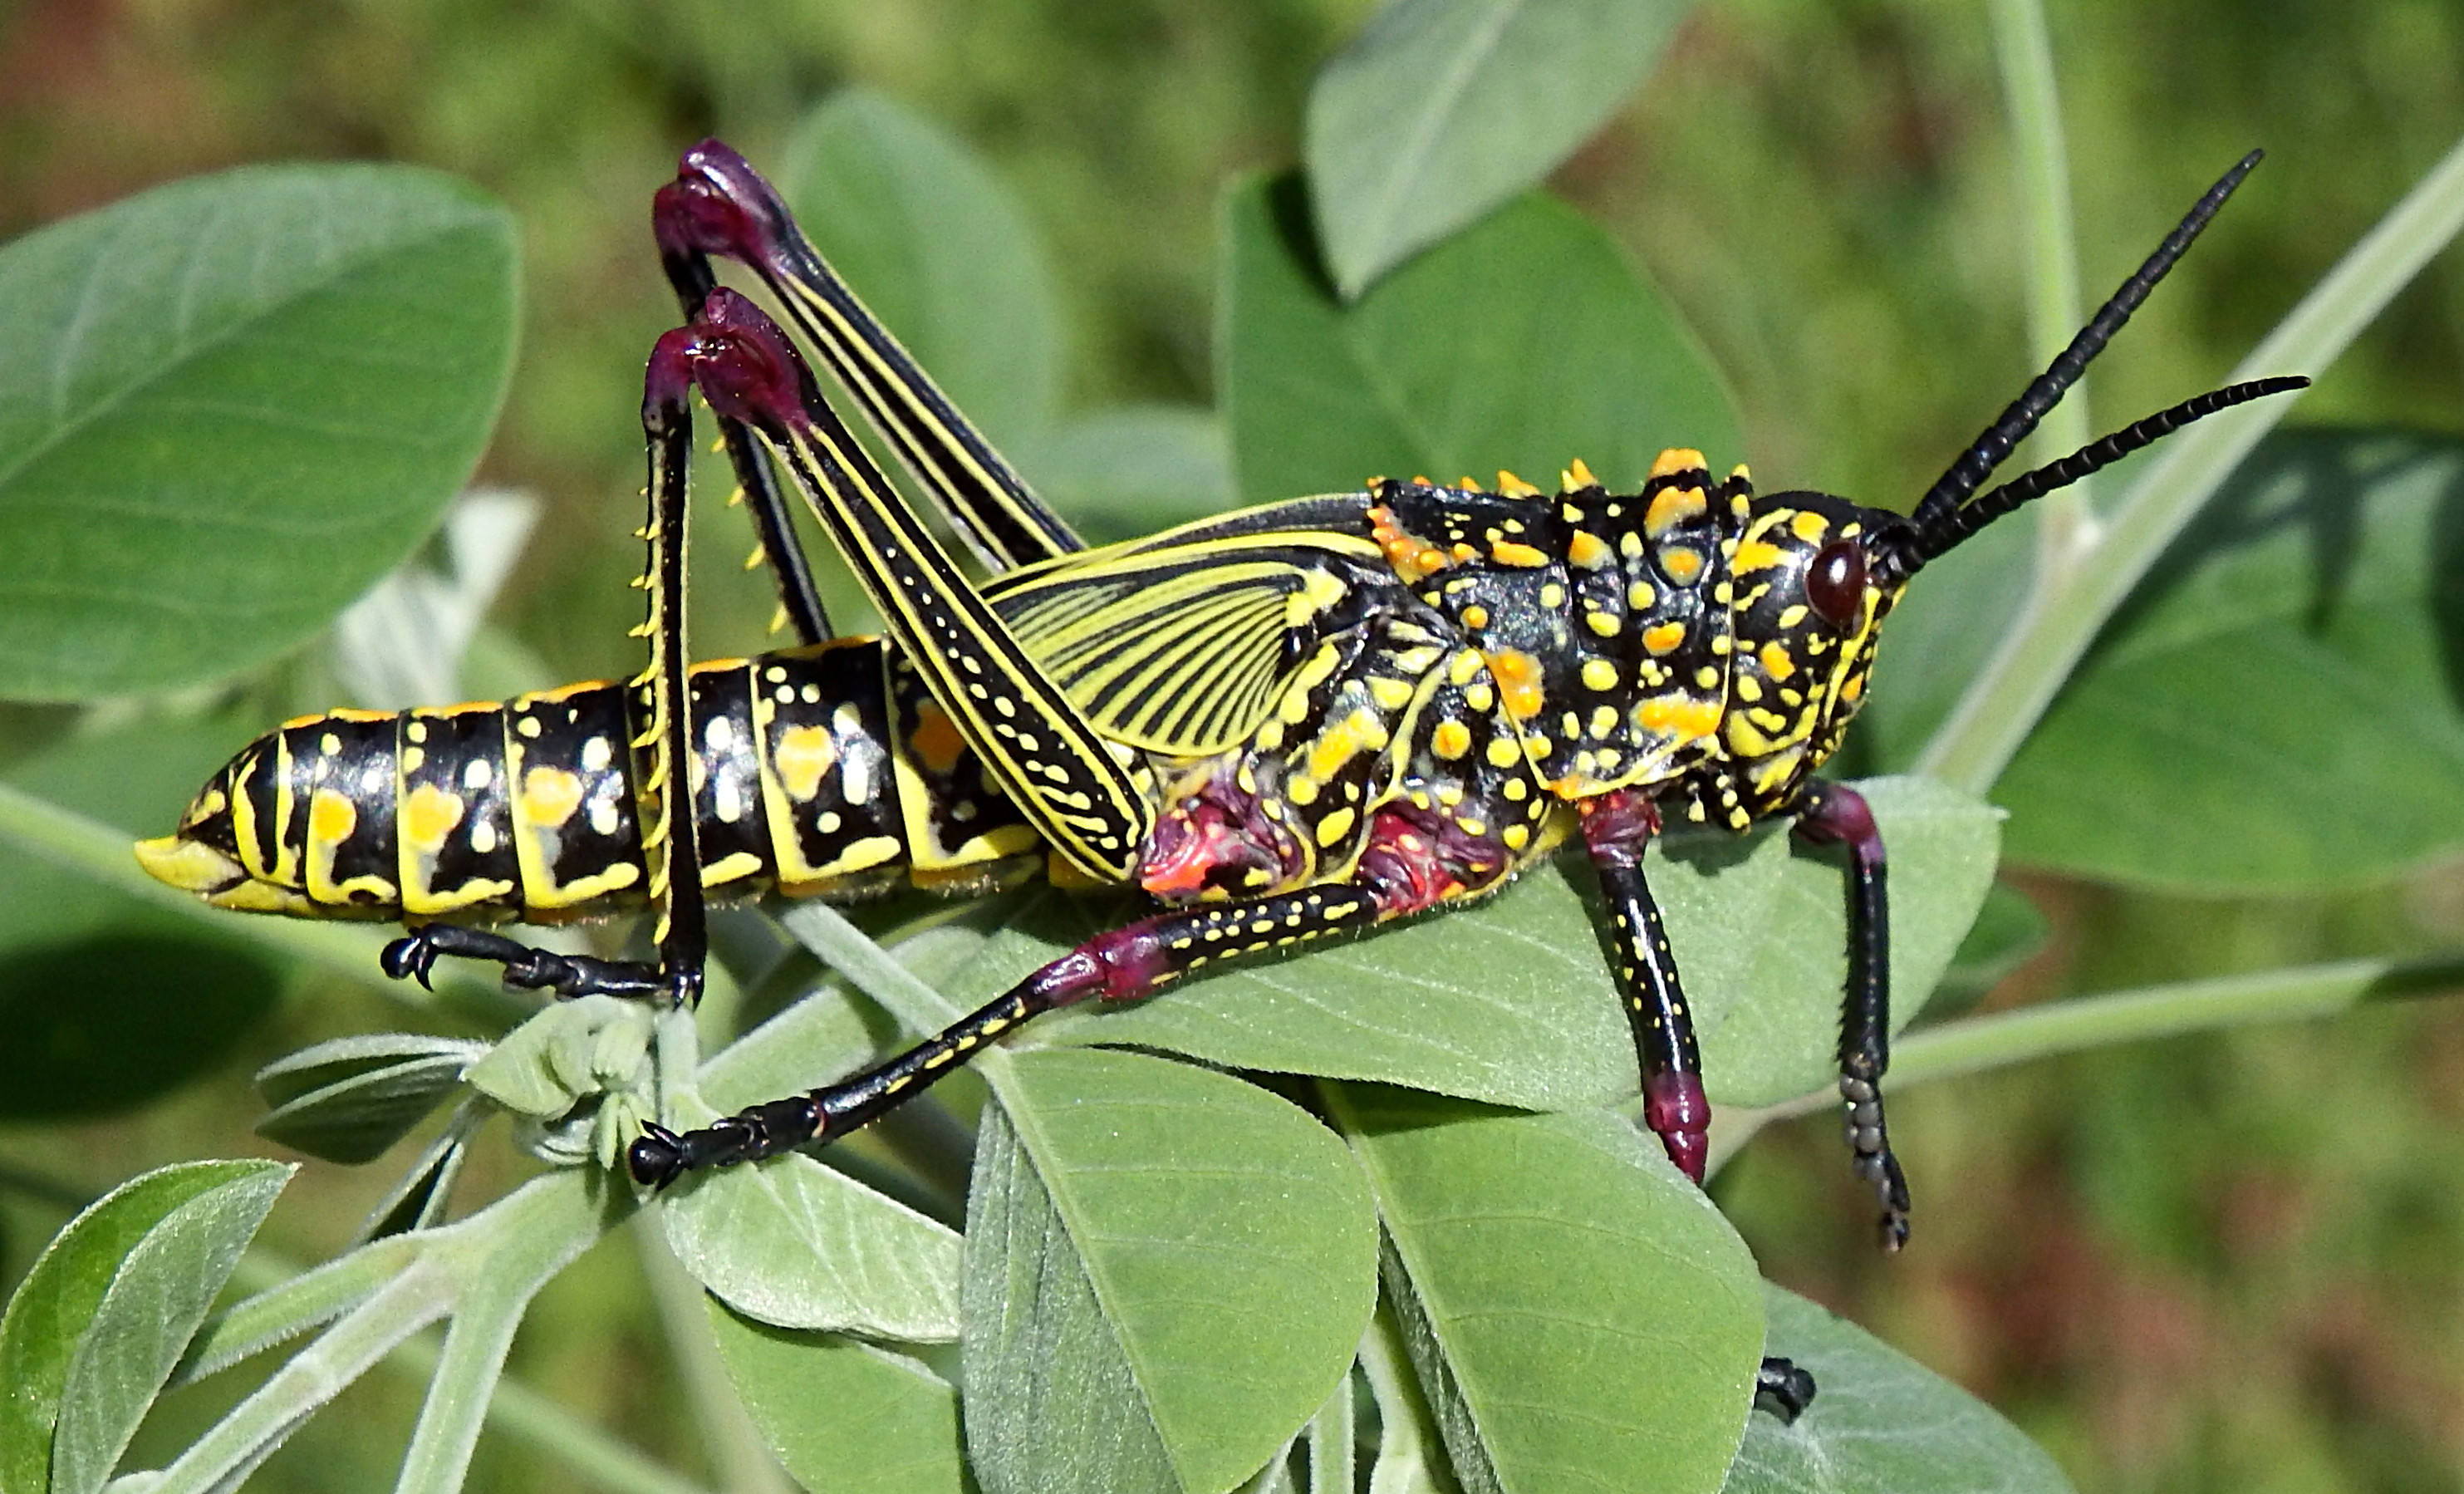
xmin=1647 ymin=449 xmax=1706 ymax=479
xmin=1490 ymin=539 xmax=1548 ymax=568
xmin=1432 ymin=720 xmax=1472 ymax=759
xmin=1760 ymin=642 xmax=1797 ymax=682
xmin=1642 ymin=622 xmax=1686 ymax=655
xmin=1657 ymin=545 xmax=1706 ymax=585
xmin=1566 ymin=530 xmax=1611 ymax=569
xmin=1731 ymin=538 xmax=1786 ymax=574
xmin=1487 ymin=649 xmax=1546 ymax=720
xmin=1643 ymin=484 xmax=1708 ymax=538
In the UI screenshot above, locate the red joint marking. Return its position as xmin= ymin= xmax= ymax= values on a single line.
xmin=1139 ymin=769 xmax=1304 ymax=901
xmin=685 ymin=290 xmax=811 ymax=434
xmin=1578 ymin=788 xmax=1661 ymax=869
xmin=1355 ymin=806 xmax=1508 ymax=918
xmin=1031 ymin=922 xmax=1172 ymax=1007
xmin=1797 ymin=785 xmax=1884 ymax=867
xmin=656 ymin=140 xmax=790 ymax=265
xmin=1643 ymin=1071 xmax=1710 ymax=1182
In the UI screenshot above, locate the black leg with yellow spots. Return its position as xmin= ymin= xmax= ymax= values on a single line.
xmin=1577 ymin=789 xmax=1711 ymax=1182
xmin=1792 ymin=779 xmax=1907 ymax=1251
xmin=381 ymin=322 xmax=714 ymax=1007
xmin=630 ymin=884 xmax=1392 ymax=1187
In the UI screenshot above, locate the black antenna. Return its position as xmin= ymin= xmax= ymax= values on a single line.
xmin=1882 ymin=150 xmax=2274 ymax=577
xmin=1897 ymin=375 xmax=2308 ymax=563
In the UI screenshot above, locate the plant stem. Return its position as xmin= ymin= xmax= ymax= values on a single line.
xmin=1716 ymin=951 xmax=2464 ymax=1156
xmin=396 ymin=1174 xmax=626 ymax=1492
xmin=632 ymin=1218 xmax=797 ymax=1494
xmin=1917 ymin=126 xmax=2464 ymax=793
xmin=177 ymin=1241 xmax=714 ymax=1494
xmin=1986 ymin=0 xmax=2090 ymax=538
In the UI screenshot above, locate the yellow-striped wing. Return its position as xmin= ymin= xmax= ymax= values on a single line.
xmin=990 ymin=525 xmax=1379 ymax=759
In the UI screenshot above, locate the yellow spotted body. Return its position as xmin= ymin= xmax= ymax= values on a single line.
xmin=145 ymin=450 xmax=1901 ymax=935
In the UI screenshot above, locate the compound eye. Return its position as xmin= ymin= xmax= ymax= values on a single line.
xmin=1804 ymin=539 xmax=1868 ymax=628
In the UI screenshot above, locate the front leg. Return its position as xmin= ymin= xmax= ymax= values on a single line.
xmin=1578 ymin=789 xmax=1710 ymax=1182
xmin=1793 ymin=781 xmax=1909 ymax=1251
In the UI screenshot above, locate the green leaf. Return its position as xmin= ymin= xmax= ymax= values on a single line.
xmin=253 ymin=1044 xmax=479 ymax=1166
xmin=352 ymin=1121 xmax=474 ymax=1242
xmin=782 ymin=88 xmax=1062 ymax=451
xmin=0 ymin=164 xmax=518 ymax=700
xmin=963 ymin=1049 xmax=1378 ymax=1494
xmin=705 ymin=1301 xmax=969 ymax=1494
xmin=0 ymin=1159 xmax=292 ymax=1494
xmin=1330 ymin=1087 xmax=1763 ymax=1494
xmin=1307 ymin=0 xmax=1701 ymax=297
xmin=0 ymin=716 xmax=283 ymax=1120
xmin=1019 ymin=405 xmax=1234 ymax=544
xmin=1027 ymin=777 xmax=2000 ymax=1110
xmin=254 ymin=1033 xmax=490 ymax=1109
xmin=1725 ymin=1285 xmax=2074 ymax=1494
xmin=1998 ymin=431 xmax=2464 ymax=891
xmin=661 ymin=1152 xmax=964 ymax=1340
xmin=1221 ymin=174 xmax=1736 ymax=505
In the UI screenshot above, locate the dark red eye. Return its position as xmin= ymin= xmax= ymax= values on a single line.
xmin=1804 ymin=539 xmax=1868 ymax=627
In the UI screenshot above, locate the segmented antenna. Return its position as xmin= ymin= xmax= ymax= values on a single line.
xmin=1895 ymin=375 xmax=2308 ymax=564
xmin=1902 ymin=150 xmax=2266 ymax=541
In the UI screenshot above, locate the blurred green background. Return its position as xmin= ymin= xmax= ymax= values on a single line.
xmin=0 ymin=0 xmax=2459 ymax=1490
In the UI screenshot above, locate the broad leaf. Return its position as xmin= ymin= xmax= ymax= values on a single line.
xmin=1020 ymin=405 xmax=1235 ymax=543
xmin=1308 ymin=0 xmax=1701 ymax=297
xmin=1999 ymin=431 xmax=2464 ymax=891
xmin=1332 ymin=1087 xmax=1762 ymax=1494
xmin=1018 ymin=777 xmax=1998 ymax=1111
xmin=253 ymin=1048 xmax=477 ymax=1165
xmin=782 ymin=88 xmax=1062 ymax=451
xmin=963 ymin=1049 xmax=1378 ymax=1494
xmin=1222 ymin=174 xmax=1736 ymax=506
xmin=662 ymin=1151 xmax=964 ymax=1340
xmin=705 ymin=1303 xmax=969 ymax=1494
xmin=0 ymin=165 xmax=517 ymax=700
xmin=1725 ymin=1286 xmax=2074 ymax=1494
xmin=0 ymin=1160 xmax=292 ymax=1494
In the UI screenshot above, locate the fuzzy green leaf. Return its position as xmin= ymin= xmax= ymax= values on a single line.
xmin=1222 ymin=174 xmax=1736 ymax=505
xmin=0 ymin=165 xmax=517 ymax=700
xmin=0 ymin=1160 xmax=292 ymax=1494
xmin=705 ymin=1301 xmax=969 ymax=1494
xmin=1307 ymin=0 xmax=1701 ymax=297
xmin=1332 ymin=1087 xmax=1762 ymax=1494
xmin=662 ymin=1152 xmax=964 ymax=1340
xmin=1725 ymin=1286 xmax=2074 ymax=1494
xmin=1999 ymin=431 xmax=2464 ymax=891
xmin=253 ymin=1049 xmax=477 ymax=1166
xmin=963 ymin=1049 xmax=1378 ymax=1494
